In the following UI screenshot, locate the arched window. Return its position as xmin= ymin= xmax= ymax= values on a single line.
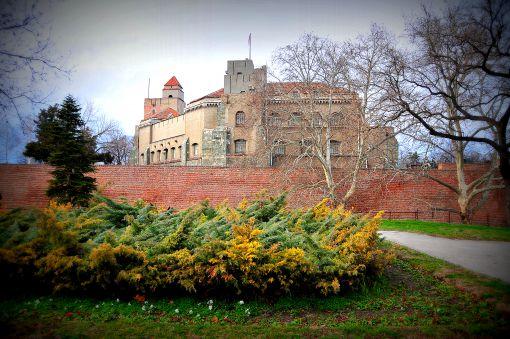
xmin=288 ymin=112 xmax=302 ymax=127
xmin=330 ymin=112 xmax=343 ymax=127
xmin=292 ymin=90 xmax=300 ymax=99
xmin=192 ymin=143 xmax=199 ymax=157
xmin=140 ymin=153 xmax=144 ymax=164
xmin=234 ymin=139 xmax=246 ymax=154
xmin=163 ymin=148 xmax=168 ymax=161
xmin=157 ymin=150 xmax=161 ymax=163
xmin=168 ymin=95 xmax=173 ymax=98
xmin=330 ymin=140 xmax=340 ymax=156
xmin=170 ymin=147 xmax=176 ymax=160
xmin=268 ymin=113 xmax=281 ymax=126
xmin=178 ymin=146 xmax=182 ymax=159
xmin=150 ymin=151 xmax=155 ymax=163
xmin=235 ymin=111 xmax=245 ymax=126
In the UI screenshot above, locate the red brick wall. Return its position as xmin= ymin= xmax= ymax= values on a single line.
xmin=0 ymin=164 xmax=505 ymax=226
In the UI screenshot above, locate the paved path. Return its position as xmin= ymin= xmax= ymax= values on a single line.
xmin=379 ymin=231 xmax=510 ymax=283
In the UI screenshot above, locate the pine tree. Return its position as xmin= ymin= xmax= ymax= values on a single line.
xmin=24 ymin=95 xmax=97 ymax=206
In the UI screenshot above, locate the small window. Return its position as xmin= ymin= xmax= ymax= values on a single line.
xmin=150 ymin=151 xmax=155 ymax=163
xmin=268 ymin=113 xmax=281 ymax=126
xmin=140 ymin=153 xmax=144 ymax=164
xmin=330 ymin=112 xmax=343 ymax=127
xmin=330 ymin=140 xmax=340 ymax=156
xmin=292 ymin=90 xmax=299 ymax=98
xmin=300 ymin=139 xmax=312 ymax=155
xmin=288 ymin=112 xmax=302 ymax=127
xmin=178 ymin=146 xmax=182 ymax=158
xmin=157 ymin=150 xmax=161 ymax=162
xmin=274 ymin=141 xmax=285 ymax=155
xmin=234 ymin=139 xmax=246 ymax=154
xmin=312 ymin=113 xmax=322 ymax=127
xmin=168 ymin=95 xmax=173 ymax=98
xmin=170 ymin=147 xmax=176 ymax=159
xmin=313 ymin=90 xmax=320 ymax=98
xmin=235 ymin=111 xmax=245 ymax=126
xmin=163 ymin=148 xmax=168 ymax=161
xmin=192 ymin=143 xmax=199 ymax=157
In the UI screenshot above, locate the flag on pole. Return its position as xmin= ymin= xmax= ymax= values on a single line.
xmin=248 ymin=33 xmax=252 ymax=60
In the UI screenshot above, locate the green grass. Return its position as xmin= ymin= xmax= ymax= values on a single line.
xmin=380 ymin=219 xmax=510 ymax=241
xmin=1 ymin=243 xmax=509 ymax=338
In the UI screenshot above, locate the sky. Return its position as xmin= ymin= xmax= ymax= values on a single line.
xmin=2 ymin=0 xmax=454 ymax=162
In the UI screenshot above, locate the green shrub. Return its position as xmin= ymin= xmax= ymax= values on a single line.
xmin=0 ymin=193 xmax=393 ymax=298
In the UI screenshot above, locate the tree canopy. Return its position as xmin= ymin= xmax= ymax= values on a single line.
xmin=24 ymin=95 xmax=97 ymax=206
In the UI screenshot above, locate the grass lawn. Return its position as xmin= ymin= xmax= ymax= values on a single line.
xmin=380 ymin=219 xmax=510 ymax=241
xmin=1 ymin=243 xmax=508 ymax=338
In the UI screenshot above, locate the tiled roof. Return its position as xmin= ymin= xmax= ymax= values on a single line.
xmin=164 ymin=76 xmax=182 ymax=88
xmin=152 ymin=107 xmax=180 ymax=120
xmin=266 ymin=82 xmax=352 ymax=96
xmin=189 ymin=88 xmax=224 ymax=104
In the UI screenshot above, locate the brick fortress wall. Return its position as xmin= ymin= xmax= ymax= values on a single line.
xmin=0 ymin=164 xmax=505 ymax=226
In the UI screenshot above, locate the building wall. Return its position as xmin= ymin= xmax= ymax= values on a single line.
xmin=0 ymin=164 xmax=505 ymax=226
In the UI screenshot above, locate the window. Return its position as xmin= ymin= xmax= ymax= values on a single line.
xmin=192 ymin=143 xmax=199 ymax=157
xmin=330 ymin=112 xmax=343 ymax=127
xmin=140 ymin=153 xmax=144 ymax=164
xmin=312 ymin=90 xmax=320 ymax=98
xmin=234 ymin=139 xmax=246 ymax=154
xmin=292 ymin=90 xmax=300 ymax=99
xmin=300 ymin=139 xmax=312 ymax=155
xmin=330 ymin=140 xmax=340 ymax=156
xmin=312 ymin=113 xmax=322 ymax=127
xmin=268 ymin=113 xmax=281 ymax=126
xmin=150 ymin=151 xmax=155 ymax=163
xmin=288 ymin=112 xmax=302 ymax=127
xmin=170 ymin=147 xmax=176 ymax=160
xmin=157 ymin=150 xmax=161 ymax=163
xmin=168 ymin=95 xmax=173 ymax=98
xmin=178 ymin=146 xmax=182 ymax=159
xmin=273 ymin=141 xmax=285 ymax=155
xmin=163 ymin=148 xmax=168 ymax=161
xmin=235 ymin=111 xmax=245 ymax=126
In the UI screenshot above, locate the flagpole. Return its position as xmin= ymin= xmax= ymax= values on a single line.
xmin=249 ymin=33 xmax=252 ymax=60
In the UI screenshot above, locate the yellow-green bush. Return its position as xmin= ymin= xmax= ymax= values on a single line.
xmin=0 ymin=193 xmax=393 ymax=297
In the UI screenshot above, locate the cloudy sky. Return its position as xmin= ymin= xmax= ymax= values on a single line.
xmin=3 ymin=0 xmax=455 ymax=161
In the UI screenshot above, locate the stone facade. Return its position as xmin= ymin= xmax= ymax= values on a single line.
xmin=134 ymin=58 xmax=398 ymax=168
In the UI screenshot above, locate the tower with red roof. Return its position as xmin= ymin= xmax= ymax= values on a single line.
xmin=143 ymin=75 xmax=185 ymax=121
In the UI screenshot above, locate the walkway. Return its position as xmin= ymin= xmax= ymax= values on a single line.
xmin=379 ymin=231 xmax=510 ymax=283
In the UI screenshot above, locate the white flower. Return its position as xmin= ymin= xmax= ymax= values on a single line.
xmin=208 ymin=305 xmax=213 ymax=311
xmin=128 ymin=302 xmax=131 ymax=306
xmin=49 ymin=298 xmax=53 ymax=302
xmin=245 ymin=308 xmax=250 ymax=313
xmin=239 ymin=300 xmax=244 ymax=305
xmin=142 ymin=305 xmax=146 ymax=311
xmin=207 ymin=299 xmax=214 ymax=305
xmin=95 ymin=305 xmax=99 ymax=309
xmin=150 ymin=304 xmax=154 ymax=309
xmin=116 ymin=298 xmax=120 ymax=303
xmin=144 ymin=301 xmax=148 ymax=304
xmin=188 ymin=309 xmax=193 ymax=314
xmin=175 ymin=308 xmax=180 ymax=314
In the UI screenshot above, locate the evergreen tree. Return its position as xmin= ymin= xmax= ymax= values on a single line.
xmin=24 ymin=95 xmax=97 ymax=206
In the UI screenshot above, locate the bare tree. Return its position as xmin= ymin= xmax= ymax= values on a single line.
xmin=0 ymin=0 xmax=68 ymax=132
xmin=269 ymin=29 xmax=397 ymax=206
xmin=386 ymin=0 xmax=510 ymax=223
xmin=102 ymin=131 xmax=133 ymax=165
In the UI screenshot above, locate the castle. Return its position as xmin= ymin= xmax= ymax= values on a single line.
xmin=134 ymin=58 xmax=398 ymax=168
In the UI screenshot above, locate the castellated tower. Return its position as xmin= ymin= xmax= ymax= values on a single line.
xmin=143 ymin=76 xmax=185 ymax=121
